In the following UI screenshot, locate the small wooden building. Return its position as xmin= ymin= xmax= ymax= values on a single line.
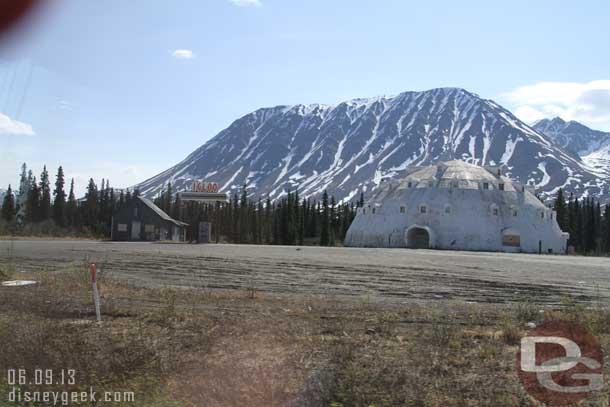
xmin=111 ymin=197 xmax=188 ymax=242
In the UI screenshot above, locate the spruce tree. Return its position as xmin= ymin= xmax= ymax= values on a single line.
xmin=39 ymin=166 xmax=51 ymax=221
xmin=118 ymin=189 xmax=125 ymax=208
xmin=27 ymin=177 xmax=40 ymax=223
xmin=329 ymin=195 xmax=336 ymax=246
xmin=171 ymin=194 xmax=181 ymax=220
xmin=53 ymin=166 xmax=66 ymax=226
xmin=264 ymin=197 xmax=272 ymax=243
xmin=84 ymin=178 xmax=98 ymax=229
xmin=16 ymin=163 xmax=29 ymax=224
xmin=240 ymin=184 xmax=248 ymax=243
xmin=604 ymin=205 xmax=610 ymax=253
xmin=553 ymin=188 xmax=567 ymax=231
xmin=1 ymin=185 xmax=16 ymax=222
xmin=66 ymin=179 xmax=77 ymax=227
xmin=320 ymin=190 xmax=330 ymax=246
xmin=164 ymin=182 xmax=173 ymax=214
xmin=256 ymin=199 xmax=264 ymax=244
xmin=298 ymin=198 xmax=305 ymax=245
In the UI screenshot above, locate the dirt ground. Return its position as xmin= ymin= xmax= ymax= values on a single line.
xmin=1 ymin=239 xmax=609 ymax=306
xmin=3 ymin=240 xmax=610 ymax=406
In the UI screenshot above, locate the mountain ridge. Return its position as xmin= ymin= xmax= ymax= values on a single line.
xmin=135 ymin=87 xmax=609 ymax=202
xmin=533 ymin=117 xmax=610 ymax=157
xmin=533 ymin=117 xmax=610 ymax=178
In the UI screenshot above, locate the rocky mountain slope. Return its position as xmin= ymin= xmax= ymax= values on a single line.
xmin=533 ymin=118 xmax=610 ymax=180
xmin=533 ymin=117 xmax=610 ymax=156
xmin=135 ymin=88 xmax=609 ymax=202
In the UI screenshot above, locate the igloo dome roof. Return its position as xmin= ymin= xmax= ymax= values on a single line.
xmin=397 ymin=160 xmax=516 ymax=189
xmin=369 ymin=160 xmax=528 ymax=203
xmin=406 ymin=160 xmax=499 ymax=181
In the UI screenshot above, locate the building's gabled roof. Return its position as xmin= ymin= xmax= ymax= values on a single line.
xmin=137 ymin=197 xmax=189 ymax=227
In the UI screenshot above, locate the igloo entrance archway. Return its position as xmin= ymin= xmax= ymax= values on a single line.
xmin=405 ymin=225 xmax=434 ymax=249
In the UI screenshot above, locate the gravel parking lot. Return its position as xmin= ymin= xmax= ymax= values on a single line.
xmin=2 ymin=239 xmax=609 ymax=305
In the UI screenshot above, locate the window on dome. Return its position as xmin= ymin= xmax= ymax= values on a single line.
xmin=407 ymin=181 xmax=413 ymax=188
xmin=419 ymin=204 xmax=427 ymax=214
xmin=490 ymin=204 xmax=499 ymax=216
xmin=499 ymin=183 xmax=505 ymax=191
xmin=483 ymin=182 xmax=489 ymax=190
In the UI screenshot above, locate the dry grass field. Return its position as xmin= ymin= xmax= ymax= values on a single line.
xmin=1 ymin=240 xmax=610 ymax=406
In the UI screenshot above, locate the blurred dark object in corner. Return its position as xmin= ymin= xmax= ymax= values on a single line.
xmin=0 ymin=0 xmax=42 ymax=40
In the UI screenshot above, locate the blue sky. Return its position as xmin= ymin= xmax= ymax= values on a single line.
xmin=1 ymin=0 xmax=609 ymax=194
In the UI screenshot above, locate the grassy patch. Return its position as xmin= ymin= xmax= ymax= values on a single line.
xmin=1 ymin=265 xmax=610 ymax=406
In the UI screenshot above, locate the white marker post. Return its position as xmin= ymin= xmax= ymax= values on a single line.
xmin=90 ymin=263 xmax=102 ymax=323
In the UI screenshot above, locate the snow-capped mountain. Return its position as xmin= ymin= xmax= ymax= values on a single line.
xmin=583 ymin=143 xmax=610 ymax=177
xmin=135 ymin=88 xmax=609 ymax=202
xmin=533 ymin=117 xmax=610 ymax=156
xmin=533 ymin=118 xmax=610 ymax=178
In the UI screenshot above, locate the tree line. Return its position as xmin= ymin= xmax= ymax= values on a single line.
xmin=1 ymin=163 xmax=139 ymax=237
xmin=553 ymin=188 xmax=610 ymax=255
xmin=3 ymin=162 xmax=610 ymax=253
xmin=1 ymin=163 xmax=360 ymax=245
xmin=153 ymin=182 xmax=360 ymax=245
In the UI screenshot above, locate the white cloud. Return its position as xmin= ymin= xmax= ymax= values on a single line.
xmin=501 ymin=80 xmax=610 ymax=130
xmin=229 ymin=0 xmax=262 ymax=7
xmin=0 ymin=113 xmax=35 ymax=136
xmin=172 ymin=49 xmax=195 ymax=59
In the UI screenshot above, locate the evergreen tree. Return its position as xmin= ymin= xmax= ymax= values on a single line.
xmin=553 ymin=188 xmax=567 ymax=231
xmin=567 ymin=193 xmax=576 ymax=248
xmin=164 ymin=182 xmax=173 ymax=214
xmin=240 ymin=184 xmax=248 ymax=243
xmin=16 ymin=163 xmax=29 ymax=224
xmin=171 ymin=193 xmax=181 ymax=220
xmin=604 ymin=205 xmax=610 ymax=253
xmin=320 ymin=190 xmax=330 ymax=246
xmin=39 ymin=166 xmax=51 ymax=221
xmin=53 ymin=166 xmax=66 ymax=226
xmin=256 ymin=199 xmax=264 ymax=244
xmin=84 ymin=178 xmax=98 ymax=229
xmin=298 ymin=198 xmax=305 ymax=245
xmin=27 ymin=177 xmax=40 ymax=223
xmin=118 ymin=189 xmax=125 ymax=209
xmin=66 ymin=179 xmax=77 ymax=227
xmin=358 ymin=191 xmax=364 ymax=208
xmin=264 ymin=197 xmax=272 ymax=243
xmin=1 ymin=185 xmax=16 ymax=222
xmin=329 ymin=196 xmax=336 ymax=246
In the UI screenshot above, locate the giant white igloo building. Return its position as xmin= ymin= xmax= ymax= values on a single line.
xmin=344 ymin=160 xmax=569 ymax=253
